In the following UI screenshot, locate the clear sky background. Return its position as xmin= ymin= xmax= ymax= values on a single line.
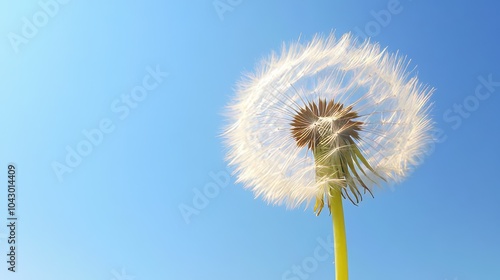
xmin=0 ymin=0 xmax=499 ymax=279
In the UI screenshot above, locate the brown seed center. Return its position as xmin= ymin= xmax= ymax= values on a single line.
xmin=290 ymin=98 xmax=363 ymax=151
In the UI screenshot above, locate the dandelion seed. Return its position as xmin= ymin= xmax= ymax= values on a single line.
xmin=223 ymin=33 xmax=433 ymax=280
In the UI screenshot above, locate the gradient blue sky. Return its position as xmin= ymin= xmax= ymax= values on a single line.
xmin=1 ymin=1 xmax=499 ymax=279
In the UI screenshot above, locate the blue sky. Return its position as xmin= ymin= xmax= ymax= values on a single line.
xmin=0 ymin=0 xmax=499 ymax=279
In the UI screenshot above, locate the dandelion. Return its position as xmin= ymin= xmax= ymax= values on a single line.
xmin=223 ymin=33 xmax=433 ymax=279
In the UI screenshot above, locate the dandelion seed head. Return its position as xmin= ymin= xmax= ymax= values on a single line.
xmin=223 ymin=33 xmax=433 ymax=210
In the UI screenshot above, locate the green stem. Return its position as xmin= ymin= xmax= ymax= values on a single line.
xmin=330 ymin=188 xmax=348 ymax=280
xmin=313 ymin=145 xmax=350 ymax=279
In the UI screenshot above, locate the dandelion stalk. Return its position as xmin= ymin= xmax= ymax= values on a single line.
xmin=330 ymin=187 xmax=348 ymax=280
xmin=317 ymin=146 xmax=349 ymax=279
